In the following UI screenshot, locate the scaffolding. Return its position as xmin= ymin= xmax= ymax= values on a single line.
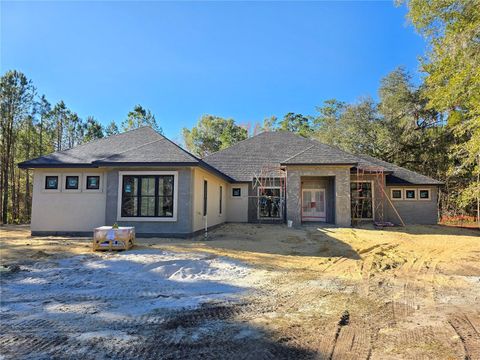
xmin=251 ymin=164 xmax=287 ymax=221
xmin=352 ymin=166 xmax=405 ymax=228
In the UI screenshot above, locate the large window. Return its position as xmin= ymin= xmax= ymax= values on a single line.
xmin=258 ymin=187 xmax=282 ymax=219
xmin=121 ymin=175 xmax=174 ymax=218
xmin=351 ymin=182 xmax=373 ymax=220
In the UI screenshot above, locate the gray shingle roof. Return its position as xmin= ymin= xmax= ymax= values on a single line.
xmin=353 ymin=154 xmax=443 ymax=185
xmin=18 ymin=127 xmax=200 ymax=168
xmin=203 ymin=131 xmax=442 ymax=185
xmin=19 ymin=127 xmax=442 ymax=186
xmin=203 ymin=131 xmax=358 ymax=182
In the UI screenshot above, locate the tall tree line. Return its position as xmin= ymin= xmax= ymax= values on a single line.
xmin=0 ymin=69 xmax=160 ymax=224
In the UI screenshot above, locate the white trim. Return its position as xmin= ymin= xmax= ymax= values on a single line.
xmin=351 ymin=180 xmax=375 ymax=220
xmin=83 ymin=173 xmax=103 ymax=193
xmin=418 ymin=188 xmax=431 ymax=201
xmin=257 ymin=186 xmax=283 ymax=220
xmin=42 ymin=173 xmax=61 ymax=193
xmin=404 ymin=188 xmax=417 ymax=201
xmin=390 ymin=188 xmax=403 ymax=201
xmin=62 ymin=173 xmax=82 ymax=193
xmin=117 ymin=171 xmax=178 ymax=222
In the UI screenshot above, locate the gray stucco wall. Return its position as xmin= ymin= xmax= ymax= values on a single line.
xmin=105 ymin=167 xmax=194 ymax=236
xmin=286 ymin=166 xmax=352 ymax=227
xmin=385 ymin=186 xmax=439 ymax=225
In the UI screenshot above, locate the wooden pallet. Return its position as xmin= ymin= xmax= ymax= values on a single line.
xmin=93 ymin=226 xmax=135 ymax=251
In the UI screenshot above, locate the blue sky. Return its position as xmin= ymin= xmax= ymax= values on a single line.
xmin=1 ymin=1 xmax=424 ymax=141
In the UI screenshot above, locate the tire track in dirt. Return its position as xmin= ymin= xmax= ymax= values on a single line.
xmin=449 ymin=313 xmax=480 ymax=360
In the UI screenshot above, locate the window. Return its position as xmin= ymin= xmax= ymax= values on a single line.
xmin=219 ymin=186 xmax=223 ymax=214
xmin=203 ymin=180 xmax=208 ymax=216
xmin=232 ymin=188 xmax=241 ymax=197
xmin=86 ymin=176 xmax=100 ymax=190
xmin=258 ymin=187 xmax=282 ymax=219
xmin=419 ymin=189 xmax=430 ymax=200
xmin=45 ymin=176 xmax=58 ymax=190
xmin=351 ymin=182 xmax=373 ymax=219
xmin=391 ymin=189 xmax=402 ymax=200
xmin=405 ymin=189 xmax=416 ymax=200
xmin=65 ymin=176 xmax=79 ymax=190
xmin=121 ymin=175 xmax=174 ymax=217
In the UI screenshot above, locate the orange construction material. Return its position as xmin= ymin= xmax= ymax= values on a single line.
xmin=93 ymin=226 xmax=135 ymax=251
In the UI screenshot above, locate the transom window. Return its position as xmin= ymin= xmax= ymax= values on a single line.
xmin=419 ymin=189 xmax=430 ymax=200
xmin=45 ymin=176 xmax=58 ymax=190
xmin=86 ymin=176 xmax=100 ymax=190
xmin=121 ymin=175 xmax=174 ymax=218
xmin=65 ymin=176 xmax=79 ymax=190
xmin=391 ymin=189 xmax=402 ymax=200
xmin=405 ymin=189 xmax=416 ymax=200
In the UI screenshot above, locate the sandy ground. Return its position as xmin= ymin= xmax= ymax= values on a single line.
xmin=1 ymin=223 xmax=479 ymax=359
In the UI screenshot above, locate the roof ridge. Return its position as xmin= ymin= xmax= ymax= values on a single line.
xmin=160 ymin=133 xmax=201 ymax=162
xmin=308 ymin=136 xmax=361 ymax=160
xmin=93 ymin=138 xmax=166 ymax=163
xmin=61 ymin=125 xmax=158 ymax=154
xmin=203 ymin=130 xmax=308 ymax=159
xmin=281 ymin=144 xmax=316 ymax=163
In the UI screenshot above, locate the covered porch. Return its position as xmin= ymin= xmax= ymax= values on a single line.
xmin=285 ymin=165 xmax=353 ymax=227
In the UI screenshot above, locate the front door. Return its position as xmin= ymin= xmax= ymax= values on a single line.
xmin=302 ymin=189 xmax=326 ymax=221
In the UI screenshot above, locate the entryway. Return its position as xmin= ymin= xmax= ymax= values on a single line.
xmin=301 ymin=189 xmax=326 ymax=221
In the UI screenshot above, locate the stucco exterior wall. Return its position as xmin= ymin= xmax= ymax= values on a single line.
xmin=105 ymin=167 xmax=194 ymax=236
xmin=226 ymin=183 xmax=248 ymax=222
xmin=385 ymin=185 xmax=439 ymax=225
xmin=31 ymin=168 xmax=107 ymax=234
xmin=192 ymin=167 xmax=229 ymax=232
xmin=286 ymin=166 xmax=352 ymax=227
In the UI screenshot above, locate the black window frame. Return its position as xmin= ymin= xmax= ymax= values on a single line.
xmin=405 ymin=189 xmax=416 ymax=200
xmin=86 ymin=176 xmax=100 ymax=190
xmin=65 ymin=176 xmax=79 ymax=190
xmin=45 ymin=176 xmax=58 ymax=190
xmin=121 ymin=174 xmax=175 ymax=218
xmin=391 ymin=189 xmax=402 ymax=199
xmin=419 ymin=189 xmax=430 ymax=200
xmin=232 ymin=188 xmax=241 ymax=197
xmin=203 ymin=180 xmax=208 ymax=216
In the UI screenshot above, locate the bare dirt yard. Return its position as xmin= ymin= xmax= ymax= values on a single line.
xmin=1 ymin=223 xmax=479 ymax=359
